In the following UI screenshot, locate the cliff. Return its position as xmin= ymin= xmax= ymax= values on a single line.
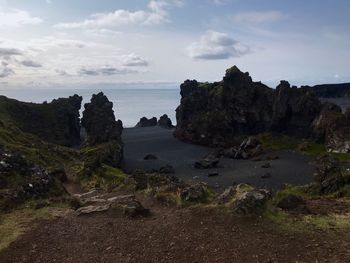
xmin=175 ymin=66 xmax=349 ymax=153
xmin=0 ymin=95 xmax=82 ymax=147
xmin=302 ymin=83 xmax=350 ymax=98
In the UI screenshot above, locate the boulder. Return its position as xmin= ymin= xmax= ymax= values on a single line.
xmin=159 ymin=165 xmax=175 ymax=174
xmin=144 ymin=154 xmax=158 ymax=160
xmin=277 ymin=194 xmax=306 ymax=210
xmin=231 ymin=186 xmax=271 ymax=215
xmin=194 ymin=156 xmax=219 ymax=169
xmin=157 ymin=114 xmax=174 ymax=129
xmin=217 ymin=184 xmax=271 ymax=215
xmin=135 ymin=117 xmax=157 ymax=128
xmin=179 ymin=183 xmax=208 ymax=202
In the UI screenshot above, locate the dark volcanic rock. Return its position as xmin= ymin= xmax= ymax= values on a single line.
xmin=144 ymin=154 xmax=158 ymax=160
xmin=81 ymin=92 xmax=123 ymax=145
xmin=157 ymin=114 xmax=174 ymax=129
xmin=135 ymin=117 xmax=157 ymax=128
xmin=302 ymin=83 xmax=350 ymax=98
xmin=174 ymin=66 xmax=323 ymax=146
xmin=277 ymin=194 xmax=306 ymax=210
xmin=81 ymin=92 xmax=124 ymax=167
xmin=313 ymin=103 xmax=350 ymax=153
xmin=272 ymin=81 xmax=322 ymax=138
xmin=0 ymin=95 xmax=82 ymax=147
xmin=313 ymin=155 xmax=345 ymax=194
xmin=0 ymin=150 xmax=59 ymax=210
xmin=194 ymin=156 xmax=220 ymax=169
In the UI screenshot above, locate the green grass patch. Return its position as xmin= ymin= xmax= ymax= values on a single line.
xmin=79 ymin=164 xmax=128 ymax=191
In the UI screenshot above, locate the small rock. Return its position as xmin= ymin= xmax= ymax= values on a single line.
xmin=76 ymin=204 xmax=111 ymax=215
xmin=261 ymin=163 xmax=271 ymax=168
xmin=159 ymin=165 xmax=175 ymax=174
xmin=194 ymin=157 xmax=219 ymax=169
xmin=266 ymin=155 xmax=279 ymax=161
xmin=207 ymin=172 xmax=219 ymax=177
xmin=261 ymin=173 xmax=272 ymax=179
xmin=123 ymin=200 xmax=149 ymax=217
xmin=277 ymin=194 xmax=306 ymax=211
xmin=144 ymin=154 xmax=158 ymax=160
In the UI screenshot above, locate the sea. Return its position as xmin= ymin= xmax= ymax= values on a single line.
xmin=0 ymin=87 xmax=181 ymax=128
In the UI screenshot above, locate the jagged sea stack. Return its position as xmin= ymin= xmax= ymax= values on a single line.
xmin=81 ymin=92 xmax=124 ymax=166
xmin=174 ymin=65 xmax=349 ymax=151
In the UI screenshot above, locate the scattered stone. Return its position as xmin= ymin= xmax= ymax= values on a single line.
xmin=207 ymin=172 xmax=219 ymax=177
xmin=159 ymin=165 xmax=175 ymax=174
xmin=266 ymin=155 xmax=279 ymax=161
xmin=123 ymin=200 xmax=149 ymax=217
xmin=216 ymin=186 xmax=236 ymax=204
xmin=76 ymin=204 xmax=111 ymax=215
xmin=180 ymin=183 xmax=207 ymax=202
xmin=144 ymin=154 xmax=158 ymax=160
xmin=261 ymin=163 xmax=271 ymax=169
xmin=261 ymin=173 xmax=272 ymax=179
xmin=194 ymin=157 xmax=219 ymax=169
xmin=277 ymin=194 xmax=306 ymax=211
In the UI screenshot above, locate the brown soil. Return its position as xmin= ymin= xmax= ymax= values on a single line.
xmin=306 ymin=198 xmax=350 ymax=215
xmin=1 ymin=195 xmax=350 ymax=263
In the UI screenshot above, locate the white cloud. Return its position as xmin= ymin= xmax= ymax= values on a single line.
xmin=122 ymin=53 xmax=149 ymax=67
xmin=234 ymin=11 xmax=285 ymax=25
xmin=187 ymin=31 xmax=250 ymax=60
xmin=78 ymin=66 xmax=138 ymax=76
xmin=55 ymin=0 xmax=174 ymax=29
xmin=21 ymin=60 xmax=42 ymax=68
xmin=0 ymin=67 xmax=15 ymax=78
xmin=0 ymin=8 xmax=42 ymax=27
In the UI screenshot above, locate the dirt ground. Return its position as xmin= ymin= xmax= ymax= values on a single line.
xmin=1 ymin=194 xmax=350 ymax=263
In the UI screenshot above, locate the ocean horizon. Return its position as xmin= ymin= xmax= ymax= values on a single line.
xmin=0 ymin=88 xmax=181 ymax=128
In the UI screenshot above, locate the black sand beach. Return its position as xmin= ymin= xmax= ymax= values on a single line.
xmin=122 ymin=127 xmax=315 ymax=191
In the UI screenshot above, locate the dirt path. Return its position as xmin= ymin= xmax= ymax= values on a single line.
xmin=1 ymin=194 xmax=350 ymax=263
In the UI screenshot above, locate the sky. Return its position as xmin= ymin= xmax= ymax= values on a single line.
xmin=0 ymin=0 xmax=349 ymax=89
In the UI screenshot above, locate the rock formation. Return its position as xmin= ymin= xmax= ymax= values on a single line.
xmin=81 ymin=92 xmax=124 ymax=167
xmin=302 ymin=83 xmax=350 ymax=98
xmin=157 ymin=114 xmax=174 ymax=129
xmin=313 ymin=103 xmax=350 ymax=153
xmin=0 ymin=95 xmax=82 ymax=147
xmin=175 ymin=66 xmax=349 ymax=151
xmin=135 ymin=117 xmax=157 ymax=128
xmin=81 ymin=92 xmax=123 ymax=145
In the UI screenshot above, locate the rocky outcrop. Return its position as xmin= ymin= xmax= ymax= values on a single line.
xmin=135 ymin=117 xmax=157 ymax=128
xmin=81 ymin=92 xmax=123 ymax=145
xmin=217 ymin=184 xmax=271 ymax=215
xmin=175 ymin=66 xmax=323 ymax=146
xmin=0 ymin=150 xmax=60 ymax=210
xmin=81 ymin=92 xmax=124 ymax=167
xmin=313 ymin=155 xmax=345 ymax=194
xmin=313 ymin=103 xmax=350 ymax=153
xmin=157 ymin=114 xmax=174 ymax=129
xmin=0 ymin=95 xmax=82 ymax=147
xmin=302 ymin=83 xmax=350 ymax=98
